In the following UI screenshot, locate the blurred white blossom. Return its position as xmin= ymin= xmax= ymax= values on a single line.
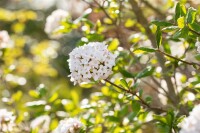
xmin=0 ymin=30 xmax=10 ymax=49
xmin=0 ymin=109 xmax=15 ymax=132
xmin=30 ymin=115 xmax=50 ymax=133
xmin=44 ymin=9 xmax=70 ymax=38
xmin=54 ymin=118 xmax=84 ymax=133
xmin=68 ymin=42 xmax=117 ymax=85
xmin=195 ymin=41 xmax=200 ymax=53
xmin=180 ymin=104 xmax=200 ymax=133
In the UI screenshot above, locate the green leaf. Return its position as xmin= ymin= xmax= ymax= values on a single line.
xmin=120 ymin=78 xmax=129 ymax=88
xmin=136 ymin=66 xmax=155 ymax=79
xmin=162 ymin=26 xmax=179 ymax=32
xmin=195 ymin=54 xmax=200 ymax=61
xmin=172 ymin=27 xmax=188 ymax=39
xmin=49 ymin=93 xmax=58 ymax=103
xmin=177 ymin=17 xmax=185 ymax=28
xmin=156 ymin=26 xmax=162 ymax=48
xmin=119 ymin=105 xmax=129 ymax=117
xmin=153 ymin=114 xmax=167 ymax=124
xmin=107 ymin=116 xmax=120 ymax=122
xmin=188 ymin=22 xmax=200 ymax=34
xmin=134 ymin=47 xmax=156 ymax=53
xmin=145 ymin=96 xmax=152 ymax=104
xmin=119 ymin=67 xmax=136 ymax=78
xmin=132 ymin=101 xmax=141 ymax=114
xmin=186 ymin=7 xmax=197 ymax=24
xmin=151 ymin=21 xmax=173 ymax=27
xmin=175 ymin=115 xmax=186 ymax=125
xmin=29 ymin=90 xmax=40 ymax=98
xmin=175 ymin=3 xmax=186 ymax=22
xmin=86 ymin=33 xmax=104 ymax=42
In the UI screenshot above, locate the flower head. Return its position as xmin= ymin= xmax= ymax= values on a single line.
xmin=68 ymin=42 xmax=117 ymax=85
xmin=0 ymin=30 xmax=10 ymax=49
xmin=180 ymin=104 xmax=200 ymax=133
xmin=44 ymin=9 xmax=69 ymax=37
xmin=0 ymin=109 xmax=15 ymax=132
xmin=55 ymin=118 xmax=84 ymax=133
xmin=30 ymin=115 xmax=50 ymax=133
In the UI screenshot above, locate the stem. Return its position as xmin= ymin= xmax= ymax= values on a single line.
xmin=189 ymin=28 xmax=200 ymax=36
xmin=129 ymin=0 xmax=179 ymax=106
xmin=156 ymin=49 xmax=200 ymax=66
xmin=104 ymin=79 xmax=137 ymax=95
xmin=140 ymin=0 xmax=166 ymax=19
xmin=104 ymin=79 xmax=166 ymax=113
xmin=93 ymin=0 xmax=116 ymax=23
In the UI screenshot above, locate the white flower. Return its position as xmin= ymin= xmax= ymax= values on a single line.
xmin=0 ymin=109 xmax=15 ymax=132
xmin=44 ymin=9 xmax=70 ymax=37
xmin=68 ymin=42 xmax=117 ymax=85
xmin=30 ymin=115 xmax=50 ymax=133
xmin=195 ymin=41 xmax=200 ymax=53
xmin=180 ymin=104 xmax=200 ymax=133
xmin=54 ymin=118 xmax=84 ymax=133
xmin=0 ymin=30 xmax=10 ymax=49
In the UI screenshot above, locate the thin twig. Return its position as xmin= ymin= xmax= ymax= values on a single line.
xmin=104 ymin=79 xmax=167 ymax=113
xmin=93 ymin=0 xmax=116 ymax=23
xmin=156 ymin=49 xmax=200 ymax=67
xmin=140 ymin=0 xmax=166 ymax=19
xmin=189 ymin=28 xmax=200 ymax=36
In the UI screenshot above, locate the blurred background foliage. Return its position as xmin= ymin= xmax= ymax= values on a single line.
xmin=1 ymin=0 xmax=200 ymax=133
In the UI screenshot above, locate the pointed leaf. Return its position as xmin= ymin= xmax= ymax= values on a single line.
xmin=156 ymin=26 xmax=162 ymax=48
xmin=186 ymin=7 xmax=197 ymax=24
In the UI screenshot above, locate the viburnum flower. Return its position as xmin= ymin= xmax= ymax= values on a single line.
xmin=30 ymin=115 xmax=50 ymax=133
xmin=195 ymin=41 xmax=200 ymax=53
xmin=180 ymin=104 xmax=200 ymax=133
xmin=54 ymin=118 xmax=84 ymax=133
xmin=68 ymin=42 xmax=117 ymax=85
xmin=0 ymin=109 xmax=15 ymax=132
xmin=44 ymin=9 xmax=70 ymax=37
xmin=0 ymin=30 xmax=10 ymax=49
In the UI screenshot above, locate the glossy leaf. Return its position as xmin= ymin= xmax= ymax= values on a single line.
xmin=136 ymin=66 xmax=155 ymax=79
xmin=186 ymin=7 xmax=197 ymax=24
xmin=156 ymin=26 xmax=162 ymax=48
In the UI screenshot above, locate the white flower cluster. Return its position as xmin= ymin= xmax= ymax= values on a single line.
xmin=0 ymin=109 xmax=15 ymax=132
xmin=30 ymin=115 xmax=50 ymax=133
xmin=68 ymin=42 xmax=117 ymax=85
xmin=0 ymin=30 xmax=10 ymax=49
xmin=180 ymin=104 xmax=200 ymax=133
xmin=195 ymin=41 xmax=200 ymax=53
xmin=44 ymin=9 xmax=69 ymax=37
xmin=55 ymin=118 xmax=84 ymax=133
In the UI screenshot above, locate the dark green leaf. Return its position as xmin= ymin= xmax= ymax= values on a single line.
xmin=172 ymin=27 xmax=188 ymax=39
xmin=188 ymin=22 xmax=200 ymax=34
xmin=119 ymin=105 xmax=129 ymax=117
xmin=136 ymin=66 xmax=155 ymax=79
xmin=120 ymin=78 xmax=129 ymax=88
xmin=132 ymin=101 xmax=141 ymax=114
xmin=162 ymin=26 xmax=179 ymax=32
xmin=134 ymin=47 xmax=156 ymax=53
xmin=145 ymin=96 xmax=152 ymax=104
xmin=186 ymin=7 xmax=197 ymax=24
xmin=156 ymin=26 xmax=162 ymax=48
xmin=195 ymin=54 xmax=200 ymax=61
xmin=151 ymin=21 xmax=173 ymax=27
xmin=175 ymin=3 xmax=186 ymax=22
xmin=118 ymin=67 xmax=136 ymax=78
